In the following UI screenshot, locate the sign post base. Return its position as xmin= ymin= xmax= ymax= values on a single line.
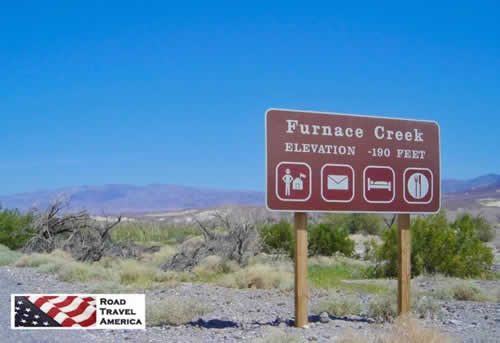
xmin=294 ymin=212 xmax=308 ymax=327
xmin=398 ymin=213 xmax=411 ymax=314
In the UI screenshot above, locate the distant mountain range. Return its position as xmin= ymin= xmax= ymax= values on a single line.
xmin=0 ymin=184 xmax=264 ymax=214
xmin=442 ymin=174 xmax=500 ymax=193
xmin=1 ymin=174 xmax=499 ymax=215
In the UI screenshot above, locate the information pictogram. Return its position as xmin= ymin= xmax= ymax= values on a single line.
xmin=404 ymin=168 xmax=433 ymax=204
xmin=321 ymin=164 xmax=354 ymax=202
xmin=363 ymin=166 xmax=395 ymax=203
xmin=275 ymin=162 xmax=311 ymax=201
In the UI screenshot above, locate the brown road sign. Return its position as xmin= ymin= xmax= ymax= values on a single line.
xmin=266 ymin=108 xmax=440 ymax=213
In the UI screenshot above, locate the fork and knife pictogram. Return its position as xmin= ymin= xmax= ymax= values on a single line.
xmin=413 ymin=174 xmax=422 ymax=198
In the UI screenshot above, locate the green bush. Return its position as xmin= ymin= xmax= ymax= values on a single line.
xmin=375 ymin=212 xmax=493 ymax=278
xmin=414 ymin=296 xmax=443 ymax=319
xmin=147 ymin=297 xmax=209 ymax=326
xmin=363 ymin=238 xmax=379 ymax=261
xmin=312 ymin=295 xmax=362 ymax=316
xmin=0 ymin=209 xmax=35 ymax=250
xmin=450 ymin=281 xmax=488 ymax=302
xmin=309 ymin=223 xmax=355 ymax=257
xmin=259 ymin=220 xmax=294 ymax=255
xmin=0 ymin=244 xmax=21 ymax=266
xmin=367 ymin=294 xmax=397 ymax=322
xmin=323 ymin=213 xmax=384 ymax=235
xmin=111 ymin=222 xmax=199 ymax=245
xmin=452 ymin=213 xmax=495 ymax=243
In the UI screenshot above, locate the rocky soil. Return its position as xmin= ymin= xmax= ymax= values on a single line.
xmin=1 ymin=266 xmax=498 ymax=343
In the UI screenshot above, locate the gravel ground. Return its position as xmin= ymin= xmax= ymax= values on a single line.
xmin=1 ymin=266 xmax=498 ymax=342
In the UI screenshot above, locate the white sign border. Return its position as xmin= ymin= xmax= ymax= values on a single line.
xmin=265 ymin=107 xmax=442 ymax=214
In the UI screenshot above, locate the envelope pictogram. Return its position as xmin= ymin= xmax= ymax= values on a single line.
xmin=321 ymin=165 xmax=354 ymax=202
xmin=327 ymin=175 xmax=349 ymax=190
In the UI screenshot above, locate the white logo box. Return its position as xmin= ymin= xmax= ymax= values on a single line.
xmin=12 ymin=294 xmax=145 ymax=330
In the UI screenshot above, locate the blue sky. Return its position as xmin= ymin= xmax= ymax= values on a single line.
xmin=1 ymin=1 xmax=499 ymax=195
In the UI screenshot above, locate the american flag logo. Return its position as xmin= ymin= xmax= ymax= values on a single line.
xmin=14 ymin=295 xmax=96 ymax=328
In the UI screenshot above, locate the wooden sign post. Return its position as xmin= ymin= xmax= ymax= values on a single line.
xmin=398 ymin=213 xmax=411 ymax=314
xmin=294 ymin=212 xmax=308 ymax=327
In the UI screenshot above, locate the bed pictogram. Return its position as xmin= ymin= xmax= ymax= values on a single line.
xmin=367 ymin=178 xmax=392 ymax=191
xmin=363 ymin=166 xmax=395 ymax=203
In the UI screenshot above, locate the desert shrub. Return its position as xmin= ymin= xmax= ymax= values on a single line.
xmin=147 ymin=245 xmax=176 ymax=267
xmin=309 ymin=223 xmax=355 ymax=257
xmin=165 ymin=226 xmax=200 ymax=244
xmin=111 ymin=222 xmax=199 ymax=245
xmin=23 ymin=202 xmax=139 ymax=262
xmin=414 ymin=296 xmax=443 ymax=319
xmin=374 ymin=224 xmax=399 ymax=277
xmin=118 ymin=259 xmax=172 ymax=288
xmin=259 ymin=220 xmax=294 ymax=256
xmin=428 ymin=280 xmax=488 ymax=302
xmin=95 ymin=255 xmax=120 ymax=269
xmin=0 ymin=244 xmax=21 ymax=266
xmin=336 ymin=316 xmax=455 ymax=343
xmin=171 ymin=271 xmax=197 ymax=282
xmin=37 ymin=262 xmax=64 ymax=274
xmin=255 ymin=329 xmax=305 ymax=343
xmin=0 ymin=209 xmax=35 ymax=250
xmin=367 ymin=294 xmax=397 ymax=322
xmin=363 ymin=238 xmax=379 ymax=261
xmin=337 ymin=330 xmax=370 ymax=343
xmin=375 ymin=211 xmax=493 ymax=278
xmin=323 ymin=213 xmax=384 ymax=235
xmin=57 ymin=262 xmax=110 ymax=283
xmin=450 ymin=281 xmax=488 ymax=302
xmin=248 ymin=253 xmax=288 ymax=266
xmin=341 ymin=318 xmax=454 ymax=342
xmin=88 ymin=280 xmax=130 ymax=293
xmin=15 ymin=249 xmax=119 ymax=283
xmin=15 ymin=254 xmax=50 ymax=268
xmin=312 ymin=295 xmax=362 ymax=316
xmin=162 ymin=211 xmax=261 ymax=271
xmin=431 ymin=287 xmax=454 ymax=301
xmin=15 ymin=249 xmax=70 ymax=268
xmin=193 ymin=255 xmax=240 ymax=281
xmin=147 ymin=297 xmax=209 ymax=326
xmin=217 ymin=263 xmax=293 ymax=290
xmin=15 ymin=248 xmax=184 ymax=288
xmin=377 ymin=316 xmax=453 ymax=343
xmin=339 ymin=317 xmax=453 ymax=343
xmin=452 ymin=213 xmax=495 ymax=242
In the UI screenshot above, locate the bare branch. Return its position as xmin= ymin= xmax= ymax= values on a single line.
xmin=23 ymin=202 xmax=136 ymax=262
xmin=100 ymin=216 xmax=122 ymax=238
xmin=162 ymin=209 xmax=262 ymax=271
xmin=383 ymin=215 xmax=396 ymax=229
xmin=193 ymin=217 xmax=215 ymax=240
